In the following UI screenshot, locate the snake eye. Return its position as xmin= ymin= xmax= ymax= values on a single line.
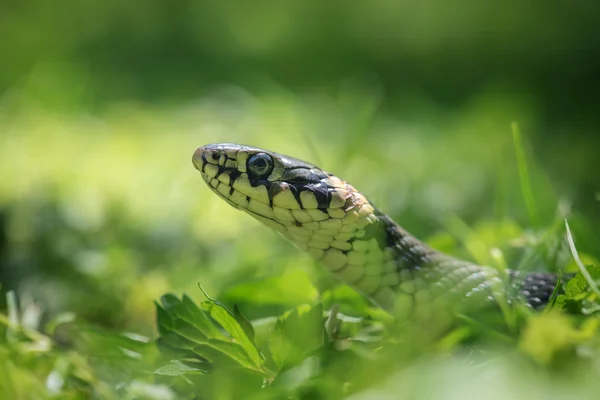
xmin=247 ymin=153 xmax=274 ymax=178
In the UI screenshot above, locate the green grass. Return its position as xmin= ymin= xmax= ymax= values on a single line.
xmin=0 ymin=91 xmax=599 ymax=399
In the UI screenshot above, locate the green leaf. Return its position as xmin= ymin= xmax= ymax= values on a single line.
xmin=519 ymin=312 xmax=600 ymax=365
xmin=268 ymin=304 xmax=324 ymax=371
xmin=234 ymin=304 xmax=255 ymax=342
xmin=554 ymin=265 xmax=600 ymax=313
xmin=155 ymin=293 xmax=265 ymax=376
xmin=202 ymin=301 xmax=263 ymax=370
xmin=154 ymin=360 xmax=204 ymax=376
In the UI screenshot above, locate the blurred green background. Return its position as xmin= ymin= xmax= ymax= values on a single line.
xmin=1 ymin=1 xmax=599 ymax=398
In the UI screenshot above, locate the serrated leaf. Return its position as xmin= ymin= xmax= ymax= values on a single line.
xmin=564 ymin=266 xmax=600 ymax=298
xmin=180 ymin=295 xmax=224 ymax=338
xmin=268 ymin=304 xmax=324 ymax=371
xmin=202 ymin=301 xmax=263 ymax=370
xmin=156 ymin=293 xmax=266 ymax=376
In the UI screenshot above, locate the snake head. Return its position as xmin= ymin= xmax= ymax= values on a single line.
xmin=193 ymin=143 xmax=398 ymax=309
xmin=192 ymin=143 xmax=358 ymax=217
xmin=192 ymin=142 xmax=377 ymax=240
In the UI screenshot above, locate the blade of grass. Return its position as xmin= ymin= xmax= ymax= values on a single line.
xmin=511 ymin=122 xmax=538 ymax=226
xmin=565 ymin=219 xmax=600 ymax=298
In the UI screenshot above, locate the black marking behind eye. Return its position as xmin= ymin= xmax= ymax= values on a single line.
xmin=288 ymin=184 xmax=303 ymax=209
xmin=201 ymin=154 xmax=208 ymax=173
xmin=286 ymin=172 xmax=322 ymax=185
xmin=214 ymin=165 xmax=224 ymax=180
xmin=307 ymin=185 xmax=329 ymax=209
xmin=227 ymin=169 xmax=242 ymax=188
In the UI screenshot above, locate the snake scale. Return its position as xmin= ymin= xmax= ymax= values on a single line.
xmin=193 ymin=143 xmax=566 ymax=314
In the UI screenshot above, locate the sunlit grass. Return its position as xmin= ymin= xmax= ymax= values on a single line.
xmin=0 ymin=88 xmax=599 ymax=398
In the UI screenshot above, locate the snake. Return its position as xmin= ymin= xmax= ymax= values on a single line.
xmin=192 ymin=143 xmax=567 ymax=314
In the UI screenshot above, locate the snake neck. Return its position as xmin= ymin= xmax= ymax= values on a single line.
xmin=289 ymin=201 xmax=503 ymax=311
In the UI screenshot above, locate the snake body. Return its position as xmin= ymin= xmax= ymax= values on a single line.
xmin=192 ymin=143 xmax=565 ymax=313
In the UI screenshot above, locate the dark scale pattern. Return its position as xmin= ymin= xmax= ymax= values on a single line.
xmin=509 ymin=271 xmax=574 ymax=309
xmin=372 ymin=207 xmax=568 ymax=310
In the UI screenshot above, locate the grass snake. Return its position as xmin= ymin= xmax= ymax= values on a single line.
xmin=192 ymin=143 xmax=567 ymax=314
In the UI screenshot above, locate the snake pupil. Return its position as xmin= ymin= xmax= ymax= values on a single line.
xmin=247 ymin=153 xmax=274 ymax=178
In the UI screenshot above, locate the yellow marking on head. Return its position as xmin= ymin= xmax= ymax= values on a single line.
xmin=217 ymin=173 xmax=231 ymax=185
xmin=225 ymin=148 xmax=239 ymax=159
xmin=299 ymin=191 xmax=319 ymax=209
xmin=204 ymin=163 xmax=219 ymax=178
xmin=273 ymin=189 xmax=301 ymax=210
xmin=236 ymin=151 xmax=249 ymax=171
